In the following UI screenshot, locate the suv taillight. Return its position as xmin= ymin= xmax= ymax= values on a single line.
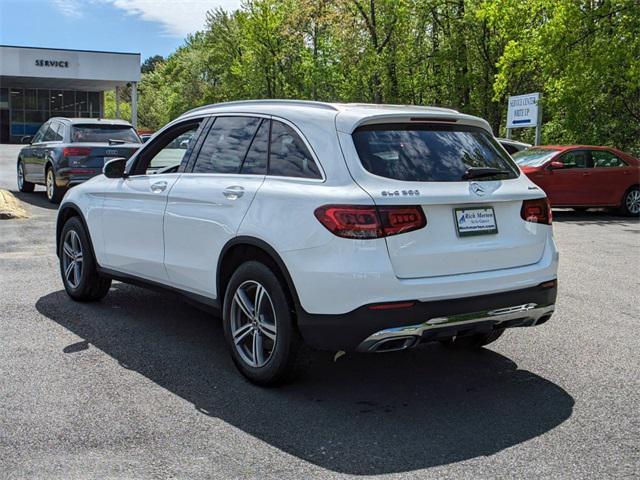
xmin=63 ymin=147 xmax=91 ymax=157
xmin=521 ymin=198 xmax=552 ymax=225
xmin=314 ymin=205 xmax=426 ymax=239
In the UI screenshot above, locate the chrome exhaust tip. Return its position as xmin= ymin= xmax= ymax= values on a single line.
xmin=369 ymin=336 xmax=418 ymax=353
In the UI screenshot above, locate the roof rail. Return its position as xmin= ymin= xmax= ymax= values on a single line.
xmin=341 ymin=103 xmax=459 ymax=113
xmin=182 ymin=99 xmax=339 ymax=116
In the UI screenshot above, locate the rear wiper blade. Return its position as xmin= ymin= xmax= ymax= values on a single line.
xmin=108 ymin=138 xmax=126 ymax=145
xmin=462 ymin=167 xmax=512 ymax=180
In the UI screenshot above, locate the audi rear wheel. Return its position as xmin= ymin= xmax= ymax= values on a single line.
xmin=46 ymin=167 xmax=65 ymax=204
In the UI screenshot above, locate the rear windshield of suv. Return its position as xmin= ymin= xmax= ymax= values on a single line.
xmin=71 ymin=124 xmax=140 ymax=143
xmin=352 ymin=124 xmax=519 ymax=182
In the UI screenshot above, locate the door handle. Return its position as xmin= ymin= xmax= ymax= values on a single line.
xmin=150 ymin=181 xmax=167 ymax=193
xmin=223 ymin=185 xmax=245 ymax=199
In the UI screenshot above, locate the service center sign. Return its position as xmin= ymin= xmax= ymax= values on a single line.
xmin=506 ymin=92 xmax=540 ymax=129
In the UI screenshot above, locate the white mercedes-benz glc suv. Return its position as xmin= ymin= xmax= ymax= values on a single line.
xmin=56 ymin=100 xmax=558 ymax=385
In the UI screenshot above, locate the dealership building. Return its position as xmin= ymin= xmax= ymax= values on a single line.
xmin=0 ymin=45 xmax=141 ymax=143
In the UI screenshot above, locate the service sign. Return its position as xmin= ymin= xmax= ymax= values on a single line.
xmin=506 ymin=93 xmax=540 ymax=129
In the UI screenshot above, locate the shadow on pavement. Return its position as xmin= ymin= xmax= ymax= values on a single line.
xmin=552 ymin=208 xmax=638 ymax=226
xmin=12 ymin=190 xmax=59 ymax=211
xmin=37 ymin=284 xmax=574 ymax=475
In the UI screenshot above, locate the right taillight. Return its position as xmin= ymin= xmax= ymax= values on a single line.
xmin=521 ymin=198 xmax=552 ymax=225
xmin=314 ymin=204 xmax=426 ymax=239
xmin=63 ymin=147 xmax=91 ymax=157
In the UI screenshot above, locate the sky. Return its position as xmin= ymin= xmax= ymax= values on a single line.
xmin=0 ymin=0 xmax=242 ymax=60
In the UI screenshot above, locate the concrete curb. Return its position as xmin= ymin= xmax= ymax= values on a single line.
xmin=0 ymin=189 xmax=29 ymax=219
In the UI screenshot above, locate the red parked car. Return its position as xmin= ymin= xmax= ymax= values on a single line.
xmin=513 ymin=146 xmax=640 ymax=216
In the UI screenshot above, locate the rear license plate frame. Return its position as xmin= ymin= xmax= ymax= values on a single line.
xmin=454 ymin=206 xmax=498 ymax=237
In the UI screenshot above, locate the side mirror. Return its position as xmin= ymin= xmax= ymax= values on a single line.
xmin=103 ymin=157 xmax=128 ymax=178
xmin=550 ymin=161 xmax=564 ymax=170
xmin=21 ymin=135 xmax=33 ymax=144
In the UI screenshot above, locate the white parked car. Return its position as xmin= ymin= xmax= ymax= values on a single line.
xmin=56 ymin=100 xmax=558 ymax=385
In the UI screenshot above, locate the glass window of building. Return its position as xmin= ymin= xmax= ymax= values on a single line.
xmin=37 ymin=89 xmax=49 ymax=112
xmin=88 ymin=92 xmax=100 ymax=117
xmin=10 ymin=89 xmax=24 ymax=110
xmin=25 ymin=89 xmax=37 ymax=110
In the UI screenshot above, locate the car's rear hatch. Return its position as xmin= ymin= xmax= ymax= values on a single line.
xmin=341 ymin=120 xmax=548 ymax=279
xmin=67 ymin=123 xmax=141 ymax=167
xmin=64 ymin=143 xmax=141 ymax=168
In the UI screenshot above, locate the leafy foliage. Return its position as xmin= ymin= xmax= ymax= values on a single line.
xmin=131 ymin=0 xmax=640 ymax=154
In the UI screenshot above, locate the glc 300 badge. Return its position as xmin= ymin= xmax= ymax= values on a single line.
xmin=381 ymin=189 xmax=420 ymax=197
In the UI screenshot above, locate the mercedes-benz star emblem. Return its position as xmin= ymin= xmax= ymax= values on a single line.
xmin=470 ymin=183 xmax=486 ymax=196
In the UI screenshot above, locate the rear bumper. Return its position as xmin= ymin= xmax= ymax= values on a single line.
xmin=56 ymin=168 xmax=101 ymax=187
xmin=297 ymin=281 xmax=557 ymax=351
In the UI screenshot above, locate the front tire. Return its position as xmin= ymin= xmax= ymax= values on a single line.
xmin=222 ymin=261 xmax=310 ymax=386
xmin=621 ymin=186 xmax=640 ymax=216
xmin=46 ymin=167 xmax=65 ymax=204
xmin=440 ymin=328 xmax=505 ymax=350
xmin=17 ymin=160 xmax=35 ymax=193
xmin=59 ymin=217 xmax=111 ymax=301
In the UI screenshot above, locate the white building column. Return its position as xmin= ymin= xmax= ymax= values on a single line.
xmin=115 ymin=86 xmax=120 ymax=119
xmin=131 ymin=82 xmax=138 ymax=128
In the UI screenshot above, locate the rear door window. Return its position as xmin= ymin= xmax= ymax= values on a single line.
xmin=269 ymin=120 xmax=322 ymax=179
xmin=71 ymin=124 xmax=140 ymax=143
xmin=240 ymin=119 xmax=269 ymax=175
xmin=193 ymin=116 xmax=261 ymax=174
xmin=43 ymin=122 xmax=61 ymax=142
xmin=352 ymin=124 xmax=518 ymax=182
xmin=591 ymin=150 xmax=626 ymax=168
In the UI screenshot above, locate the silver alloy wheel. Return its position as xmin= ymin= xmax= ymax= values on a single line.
xmin=230 ymin=280 xmax=278 ymax=368
xmin=626 ymin=189 xmax=640 ymax=214
xmin=46 ymin=169 xmax=54 ymax=200
xmin=17 ymin=162 xmax=24 ymax=189
xmin=62 ymin=230 xmax=84 ymax=289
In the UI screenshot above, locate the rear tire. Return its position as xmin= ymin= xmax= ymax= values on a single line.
xmin=620 ymin=186 xmax=640 ymax=216
xmin=17 ymin=160 xmax=35 ymax=193
xmin=46 ymin=166 xmax=65 ymax=204
xmin=59 ymin=216 xmax=111 ymax=302
xmin=440 ymin=328 xmax=505 ymax=350
xmin=222 ymin=261 xmax=311 ymax=386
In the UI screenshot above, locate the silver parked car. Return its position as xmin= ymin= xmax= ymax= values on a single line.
xmin=497 ymin=138 xmax=532 ymax=155
xmin=17 ymin=118 xmax=141 ymax=203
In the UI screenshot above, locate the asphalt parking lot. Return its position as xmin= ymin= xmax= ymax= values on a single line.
xmin=0 ymin=144 xmax=638 ymax=479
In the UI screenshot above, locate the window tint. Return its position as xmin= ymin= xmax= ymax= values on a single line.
xmin=269 ymin=121 xmax=321 ymax=179
xmin=592 ymin=150 xmax=626 ymax=168
xmin=145 ymin=122 xmax=202 ymax=174
xmin=71 ymin=125 xmax=140 ymax=143
xmin=240 ymin=119 xmax=269 ymax=174
xmin=194 ymin=116 xmax=261 ymax=174
xmin=503 ymin=144 xmax=517 ymax=155
xmin=353 ymin=124 xmax=518 ymax=182
xmin=43 ymin=122 xmax=62 ymax=142
xmin=560 ymin=150 xmax=589 ymax=169
xmin=32 ymin=123 xmax=48 ymax=143
xmin=55 ymin=122 xmax=65 ymax=141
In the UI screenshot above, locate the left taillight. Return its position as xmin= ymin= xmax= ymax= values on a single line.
xmin=63 ymin=147 xmax=91 ymax=157
xmin=314 ymin=204 xmax=426 ymax=239
xmin=521 ymin=198 xmax=552 ymax=225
